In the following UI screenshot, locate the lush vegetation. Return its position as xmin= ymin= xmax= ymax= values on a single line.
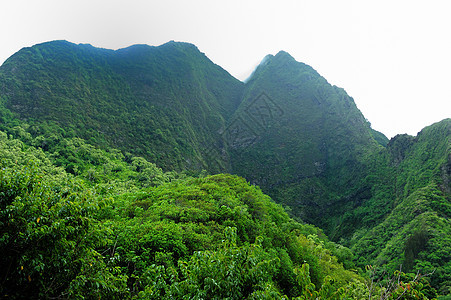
xmin=1 ymin=40 xmax=449 ymax=298
xmin=0 ymin=41 xmax=243 ymax=172
xmin=0 ymin=131 xmax=373 ymax=298
xmin=230 ymin=51 xmax=384 ymax=230
xmin=350 ymin=120 xmax=451 ymax=295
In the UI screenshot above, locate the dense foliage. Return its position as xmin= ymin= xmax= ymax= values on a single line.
xmin=350 ymin=120 xmax=451 ymax=295
xmin=0 ymin=132 xmax=358 ymax=298
xmin=1 ymin=40 xmax=449 ymax=297
xmin=2 ymin=131 xmax=441 ymax=298
xmin=230 ymin=51 xmax=383 ymax=230
xmin=0 ymin=41 xmax=243 ymax=172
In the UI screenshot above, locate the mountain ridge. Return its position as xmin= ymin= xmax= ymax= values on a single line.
xmin=0 ymin=40 xmax=449 ymax=295
xmin=0 ymin=40 xmax=245 ymax=171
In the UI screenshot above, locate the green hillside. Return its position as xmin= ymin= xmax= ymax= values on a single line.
xmin=0 ymin=40 xmax=449 ymax=298
xmin=0 ymin=40 xmax=244 ymax=172
xmin=231 ymin=52 xmax=450 ymax=295
xmin=1 ymin=130 xmax=375 ymax=299
xmin=231 ymin=51 xmax=383 ymax=231
xmin=351 ymin=119 xmax=451 ymax=295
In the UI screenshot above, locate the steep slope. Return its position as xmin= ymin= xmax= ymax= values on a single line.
xmin=0 ymin=42 xmax=391 ymax=236
xmin=0 ymin=40 xmax=244 ymax=172
xmin=352 ymin=119 xmax=451 ymax=295
xmin=228 ymin=51 xmax=384 ymax=231
xmin=229 ymin=52 xmax=450 ymax=293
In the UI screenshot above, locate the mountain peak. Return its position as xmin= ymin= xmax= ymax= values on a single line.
xmin=245 ymin=50 xmax=319 ymax=85
xmin=274 ymin=50 xmax=295 ymax=60
xmin=256 ymin=50 xmax=296 ymax=66
xmin=245 ymin=51 xmax=297 ymax=82
xmin=114 ymin=41 xmax=201 ymax=57
xmin=163 ymin=40 xmax=199 ymax=49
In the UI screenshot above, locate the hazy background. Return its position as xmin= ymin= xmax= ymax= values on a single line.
xmin=1 ymin=0 xmax=450 ymax=138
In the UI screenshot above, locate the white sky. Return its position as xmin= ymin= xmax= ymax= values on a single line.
xmin=1 ymin=0 xmax=450 ymax=138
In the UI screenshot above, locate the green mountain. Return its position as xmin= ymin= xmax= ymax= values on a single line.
xmin=0 ymin=43 xmax=390 ymax=234
xmin=230 ymin=51 xmax=384 ymax=231
xmin=352 ymin=119 xmax=451 ymax=295
xmin=0 ymin=40 xmax=449 ymax=297
xmin=232 ymin=55 xmax=449 ymax=295
xmin=0 ymin=40 xmax=243 ymax=171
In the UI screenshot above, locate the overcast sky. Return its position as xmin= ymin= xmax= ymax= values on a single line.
xmin=1 ymin=0 xmax=450 ymax=138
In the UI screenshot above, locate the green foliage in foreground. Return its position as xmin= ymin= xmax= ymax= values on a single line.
xmin=98 ymin=173 xmax=364 ymax=298
xmin=0 ymin=164 xmax=128 ymax=298
xmin=0 ymin=131 xmax=437 ymax=299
